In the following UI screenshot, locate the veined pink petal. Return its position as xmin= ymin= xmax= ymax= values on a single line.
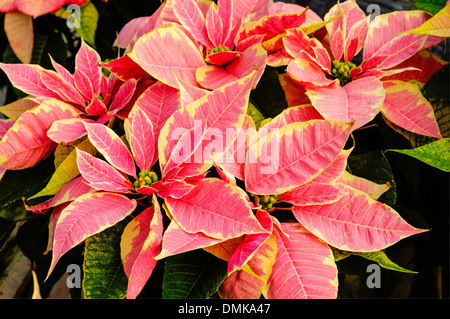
xmin=205 ymin=3 xmax=224 ymax=48
xmin=381 ymin=50 xmax=448 ymax=84
xmin=283 ymin=28 xmax=331 ymax=72
xmin=114 ymin=5 xmax=165 ymax=51
xmin=205 ymin=50 xmax=241 ymax=66
xmin=49 ymin=56 xmax=74 ymax=86
xmin=311 ymin=148 xmax=352 ymax=184
xmin=48 ymin=192 xmax=137 ymax=279
xmin=74 ymin=40 xmax=102 ymax=100
xmin=84 ymin=122 xmax=136 ymax=177
xmin=287 ymin=58 xmax=337 ymax=88
xmin=278 ymin=182 xmax=350 ymax=206
xmin=227 ymin=210 xmax=272 ymax=273
xmin=337 ymin=171 xmax=390 ymax=200
xmin=219 ymin=115 xmax=256 ymax=181
xmin=101 ymin=54 xmax=151 ymax=82
xmin=176 ymin=77 xmax=210 ymax=106
xmin=278 ymin=73 xmax=309 ymax=107
xmin=85 ymin=96 xmax=107 ymax=116
xmin=121 ymin=195 xmax=163 ymax=299
xmin=156 ymin=220 xmax=225 ymax=260
xmin=196 ymin=43 xmax=266 ymax=90
xmin=219 ymin=232 xmax=277 ymax=299
xmin=158 ymin=72 xmax=255 ymax=172
xmin=164 ymin=178 xmax=265 ymax=239
xmin=364 ymin=10 xmax=442 ymax=61
xmin=136 ymin=184 xmax=159 ymax=196
xmin=25 ymin=176 xmax=97 ymax=214
xmin=324 ymin=0 xmax=368 ymax=61
xmin=0 ymin=99 xmax=80 ymax=170
xmin=0 ymin=0 xmax=70 ymax=18
xmin=162 ymin=118 xmax=206 ymax=179
xmin=134 ymin=81 xmax=180 ymax=141
xmin=129 ymin=24 xmax=206 ymax=89
xmin=0 ymin=63 xmax=62 ymax=100
xmin=238 ymin=9 xmax=308 ymax=46
xmin=125 ymin=106 xmax=156 ymax=172
xmin=264 ymin=222 xmax=338 ymax=299
xmin=292 ymin=186 xmax=426 ymax=252
xmin=4 ymin=12 xmax=33 ymax=64
xmin=262 ymin=105 xmax=323 ymax=133
xmin=108 ymin=78 xmax=137 ymax=113
xmin=47 ymin=118 xmax=94 ymax=144
xmin=0 ymin=120 xmax=14 ymax=137
xmin=245 ymin=120 xmax=353 ymax=195
xmin=217 ymin=0 xmax=234 ymax=45
xmin=361 ymin=33 xmax=440 ymax=72
xmin=235 ymin=33 xmax=265 ymax=53
xmin=330 ymin=26 xmax=345 ymax=61
xmin=25 ymin=176 xmax=95 ymax=214
xmin=40 ymin=69 xmax=86 ymax=106
xmin=157 ymin=180 xmax=195 ymax=199
xmin=172 ymin=0 xmax=212 ymax=48
xmin=381 ymin=80 xmax=442 ymax=139
xmin=195 ymin=65 xmax=237 ymax=90
xmin=344 ymin=17 xmax=369 ymax=61
xmin=232 ymin=0 xmax=271 ymax=23
xmin=76 ymin=149 xmax=134 ymax=193
xmin=305 ymin=76 xmax=385 ymax=129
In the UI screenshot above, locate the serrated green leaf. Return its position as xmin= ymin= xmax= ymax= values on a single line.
xmin=162 ymin=249 xmax=227 ymax=299
xmin=83 ymin=220 xmax=129 ymax=299
xmin=410 ymin=0 xmax=447 ymax=15
xmin=347 ymin=150 xmax=397 ymax=207
xmin=387 ymin=138 xmax=450 ymax=172
xmin=353 ymin=251 xmax=418 ymax=274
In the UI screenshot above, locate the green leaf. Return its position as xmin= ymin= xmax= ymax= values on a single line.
xmin=0 ymin=156 xmax=55 ymax=209
xmin=247 ymin=102 xmax=265 ymax=130
xmin=410 ymin=0 xmax=448 ymax=15
xmin=76 ymin=0 xmax=99 ymax=47
xmin=250 ymin=67 xmax=288 ymax=118
xmin=333 ymin=248 xmax=417 ymax=273
xmin=28 ymin=138 xmax=96 ymax=201
xmin=387 ymin=138 xmax=450 ymax=172
xmin=421 ymin=65 xmax=449 ymax=102
xmin=162 ymin=249 xmax=228 ymax=299
xmin=55 ymin=1 xmax=98 ymax=47
xmin=353 ymin=251 xmax=417 ymax=274
xmin=82 ymin=219 xmax=129 ymax=299
xmin=347 ymin=150 xmax=397 ymax=207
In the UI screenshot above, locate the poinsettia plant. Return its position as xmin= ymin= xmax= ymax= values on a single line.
xmin=0 ymin=0 xmax=449 ymax=300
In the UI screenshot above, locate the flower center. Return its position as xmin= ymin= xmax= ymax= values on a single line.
xmin=331 ymin=60 xmax=356 ymax=86
xmin=209 ymin=45 xmax=232 ymax=55
xmin=134 ymin=170 xmax=158 ymax=189
xmin=250 ymin=194 xmax=279 ymax=211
